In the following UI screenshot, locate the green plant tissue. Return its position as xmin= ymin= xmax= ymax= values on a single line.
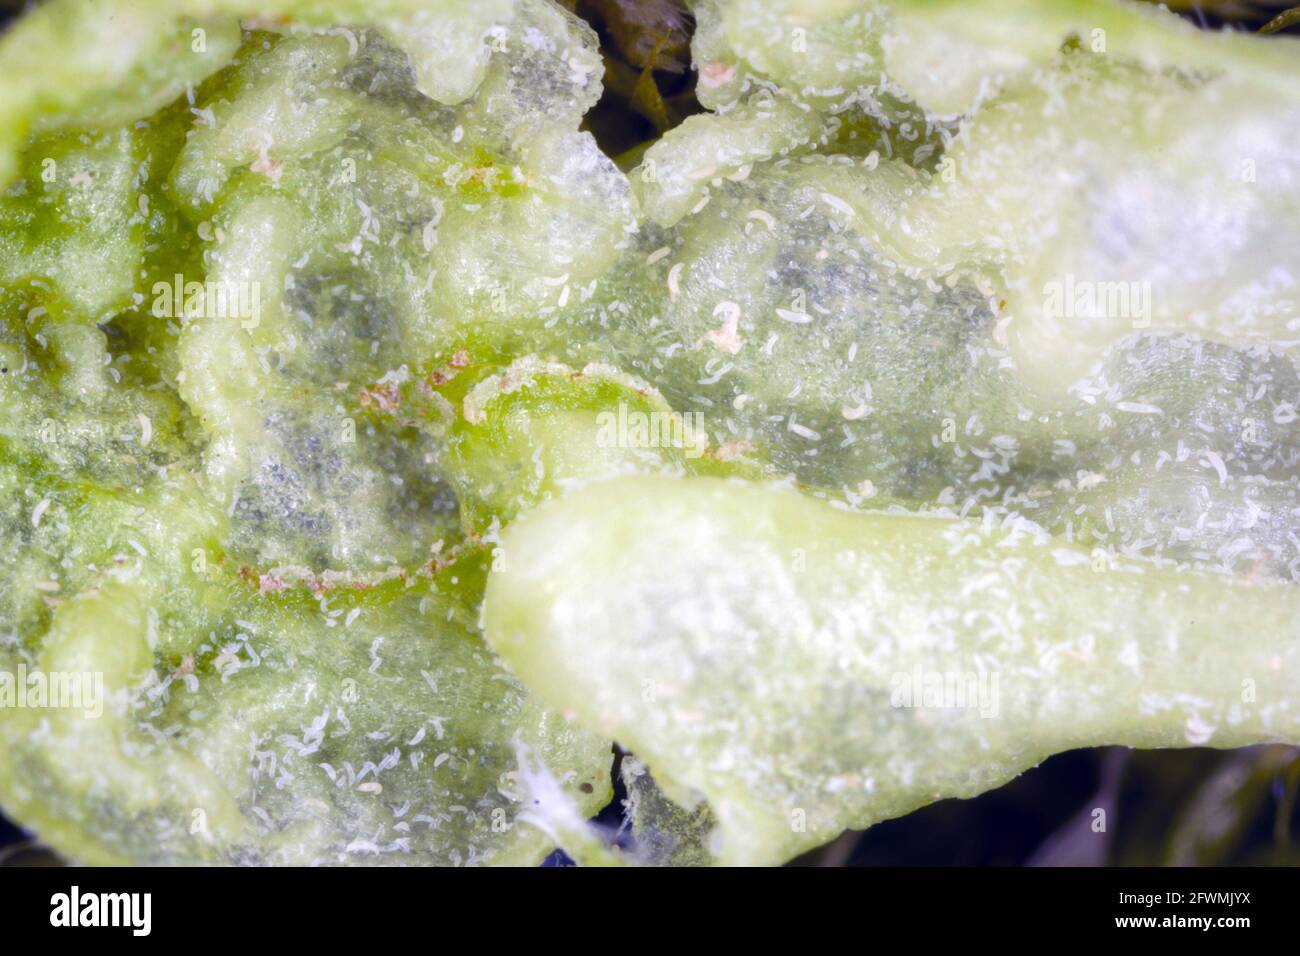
xmin=0 ymin=0 xmax=1296 ymax=866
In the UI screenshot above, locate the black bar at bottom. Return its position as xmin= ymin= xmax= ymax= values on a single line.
xmin=0 ymin=865 xmax=1289 ymax=941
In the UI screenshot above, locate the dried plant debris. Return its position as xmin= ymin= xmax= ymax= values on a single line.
xmin=0 ymin=0 xmax=1297 ymax=866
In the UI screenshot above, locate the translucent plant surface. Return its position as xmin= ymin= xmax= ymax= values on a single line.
xmin=485 ymin=476 xmax=1299 ymax=865
xmin=0 ymin=0 xmax=1297 ymax=868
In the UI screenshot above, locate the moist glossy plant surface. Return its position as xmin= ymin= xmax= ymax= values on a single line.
xmin=0 ymin=0 xmax=1297 ymax=866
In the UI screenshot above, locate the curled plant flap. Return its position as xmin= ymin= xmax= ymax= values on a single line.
xmin=485 ymin=475 xmax=1300 ymax=865
xmin=447 ymin=355 xmax=727 ymax=530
